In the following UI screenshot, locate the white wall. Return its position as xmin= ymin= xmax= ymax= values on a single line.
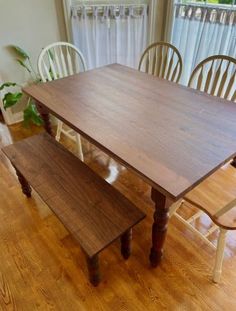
xmin=0 ymin=0 xmax=67 ymax=84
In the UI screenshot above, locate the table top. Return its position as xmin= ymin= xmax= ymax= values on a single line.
xmin=24 ymin=64 xmax=236 ymax=200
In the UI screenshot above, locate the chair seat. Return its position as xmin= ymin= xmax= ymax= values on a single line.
xmin=185 ymin=163 xmax=236 ymax=230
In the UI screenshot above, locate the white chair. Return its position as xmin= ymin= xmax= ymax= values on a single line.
xmin=170 ymin=165 xmax=236 ymax=283
xmin=188 ymin=55 xmax=236 ymax=101
xmin=138 ymin=42 xmax=183 ymax=83
xmin=170 ymin=55 xmax=236 ymax=283
xmin=38 ymin=42 xmax=87 ymax=160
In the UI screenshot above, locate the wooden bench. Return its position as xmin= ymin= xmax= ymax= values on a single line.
xmin=2 ymin=133 xmax=145 ymax=286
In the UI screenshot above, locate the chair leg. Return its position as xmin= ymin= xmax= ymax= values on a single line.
xmin=75 ymin=134 xmax=84 ymax=161
xmin=86 ymin=254 xmax=100 ymax=286
xmin=106 ymin=157 xmax=112 ymax=168
xmin=55 ymin=120 xmax=63 ymax=141
xmin=86 ymin=140 xmax=93 ymax=154
xmin=14 ymin=166 xmax=32 ymax=198
xmin=212 ymin=228 xmax=227 ymax=283
xmin=169 ymin=199 xmax=184 ymax=217
xmin=121 ymin=229 xmax=132 ymax=260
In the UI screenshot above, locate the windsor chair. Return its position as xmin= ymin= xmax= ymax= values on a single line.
xmin=38 ymin=42 xmax=87 ymax=160
xmin=188 ymin=55 xmax=236 ymax=101
xmin=170 ymin=55 xmax=236 ymax=282
xmin=138 ymin=42 xmax=183 ymax=83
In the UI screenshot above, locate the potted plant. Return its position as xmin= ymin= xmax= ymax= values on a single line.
xmin=0 ymin=45 xmax=43 ymax=126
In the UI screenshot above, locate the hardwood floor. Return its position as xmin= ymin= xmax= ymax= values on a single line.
xmin=1 ymin=120 xmax=236 ymax=310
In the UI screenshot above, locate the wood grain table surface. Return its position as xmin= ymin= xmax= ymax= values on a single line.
xmin=23 ymin=63 xmax=236 ymax=267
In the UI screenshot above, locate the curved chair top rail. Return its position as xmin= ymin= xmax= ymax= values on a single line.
xmin=38 ymin=41 xmax=87 ymax=82
xmin=138 ymin=41 xmax=183 ymax=83
xmin=188 ymin=55 xmax=236 ymax=102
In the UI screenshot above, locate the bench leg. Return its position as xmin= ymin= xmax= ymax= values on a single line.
xmin=86 ymin=255 xmax=100 ymax=286
xmin=14 ymin=166 xmax=32 ymax=198
xmin=121 ymin=229 xmax=132 ymax=260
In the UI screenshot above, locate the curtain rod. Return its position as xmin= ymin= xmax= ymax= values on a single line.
xmin=72 ymin=3 xmax=147 ymax=8
xmin=71 ymin=3 xmax=148 ymax=16
xmin=175 ymin=2 xmax=236 ymax=11
xmin=71 ymin=0 xmax=148 ymax=5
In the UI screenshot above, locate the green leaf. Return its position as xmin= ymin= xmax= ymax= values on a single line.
xmin=0 ymin=82 xmax=17 ymax=91
xmin=3 ymin=92 xmax=22 ymax=109
xmin=31 ymin=112 xmax=43 ymax=126
xmin=16 ymin=59 xmax=31 ymax=73
xmin=23 ymin=101 xmax=43 ymax=127
xmin=11 ymin=45 xmax=29 ymax=59
xmin=23 ymin=106 xmax=32 ymax=127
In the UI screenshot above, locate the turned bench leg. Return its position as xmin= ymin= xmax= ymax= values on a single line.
xmin=86 ymin=254 xmax=100 ymax=286
xmin=13 ymin=166 xmax=32 ymax=198
xmin=121 ymin=229 xmax=132 ymax=260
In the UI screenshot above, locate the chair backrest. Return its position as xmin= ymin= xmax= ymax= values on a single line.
xmin=38 ymin=42 xmax=87 ymax=82
xmin=138 ymin=42 xmax=183 ymax=83
xmin=188 ymin=55 xmax=236 ymax=102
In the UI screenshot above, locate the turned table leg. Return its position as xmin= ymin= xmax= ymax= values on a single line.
xmin=149 ymin=188 xmax=170 ymax=267
xmin=14 ymin=166 xmax=32 ymax=198
xmin=36 ymin=103 xmax=53 ymax=136
xmin=86 ymin=255 xmax=100 ymax=286
xmin=231 ymin=157 xmax=236 ymax=168
xmin=121 ymin=229 xmax=132 ymax=260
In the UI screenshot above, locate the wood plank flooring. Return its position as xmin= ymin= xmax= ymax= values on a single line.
xmin=1 ymin=119 xmax=236 ymax=310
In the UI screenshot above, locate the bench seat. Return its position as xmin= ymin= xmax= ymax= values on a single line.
xmin=2 ymin=133 xmax=145 ymax=285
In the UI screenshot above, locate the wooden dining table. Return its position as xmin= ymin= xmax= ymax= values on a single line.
xmin=24 ymin=64 xmax=236 ymax=268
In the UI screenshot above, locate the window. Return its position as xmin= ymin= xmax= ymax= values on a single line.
xmin=66 ymin=0 xmax=148 ymax=69
xmin=172 ymin=0 xmax=236 ymax=84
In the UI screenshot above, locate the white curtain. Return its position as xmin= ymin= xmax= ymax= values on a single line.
xmin=71 ymin=5 xmax=148 ymax=70
xmin=172 ymin=4 xmax=236 ymax=84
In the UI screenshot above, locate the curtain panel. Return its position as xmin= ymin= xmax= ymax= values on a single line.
xmin=71 ymin=4 xmax=148 ymax=69
xmin=172 ymin=3 xmax=236 ymax=84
